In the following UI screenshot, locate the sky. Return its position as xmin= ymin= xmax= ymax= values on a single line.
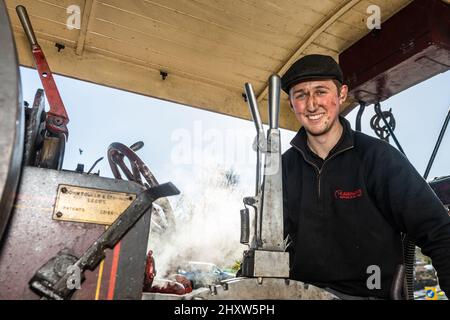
xmin=19 ymin=66 xmax=450 ymax=270
xmin=345 ymin=71 xmax=450 ymax=181
xmin=20 ymin=66 xmax=450 ymax=184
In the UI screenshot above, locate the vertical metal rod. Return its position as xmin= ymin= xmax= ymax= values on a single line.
xmin=260 ymin=74 xmax=284 ymax=250
xmin=244 ymin=83 xmax=264 ymax=134
xmin=355 ymin=101 xmax=366 ymax=132
xmin=424 ymin=107 xmax=450 ymax=180
xmin=244 ymin=83 xmax=264 ymax=195
xmin=374 ymin=103 xmax=405 ymax=155
xmin=244 ymin=83 xmax=265 ymax=247
xmin=268 ymin=75 xmax=281 ymax=129
xmin=374 ymin=102 xmax=414 ymax=299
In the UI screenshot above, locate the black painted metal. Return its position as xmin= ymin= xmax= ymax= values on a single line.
xmin=424 ymin=107 xmax=450 ymax=180
xmin=355 ymin=102 xmax=366 ymax=132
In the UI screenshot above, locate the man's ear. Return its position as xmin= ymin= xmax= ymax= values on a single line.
xmin=289 ymin=98 xmax=294 ymax=110
xmin=339 ymin=85 xmax=349 ymax=104
xmin=286 ymin=90 xmax=293 ymax=110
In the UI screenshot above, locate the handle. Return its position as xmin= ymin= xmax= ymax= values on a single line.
xmin=244 ymin=83 xmax=264 ymax=134
xmin=240 ymin=208 xmax=250 ymax=245
xmin=268 ymin=74 xmax=281 ymax=129
xmin=16 ymin=5 xmax=38 ymax=46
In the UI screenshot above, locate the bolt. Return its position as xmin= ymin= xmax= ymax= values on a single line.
xmin=61 ymin=187 xmax=67 ymax=193
xmin=160 ymin=71 xmax=168 ymax=80
xmin=55 ymin=42 xmax=65 ymax=52
xmin=56 ymin=212 xmax=63 ymax=218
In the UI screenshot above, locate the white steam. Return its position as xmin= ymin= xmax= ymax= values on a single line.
xmin=147 ymin=164 xmax=250 ymax=277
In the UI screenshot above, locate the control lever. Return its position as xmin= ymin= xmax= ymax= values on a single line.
xmin=16 ymin=5 xmax=69 ymax=138
xmin=240 ymin=75 xmax=289 ymax=278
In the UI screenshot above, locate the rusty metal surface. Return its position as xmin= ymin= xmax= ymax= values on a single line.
xmin=31 ymin=182 xmax=179 ymax=300
xmin=38 ymin=135 xmax=65 ymax=170
xmin=108 ymin=142 xmax=158 ymax=187
xmin=23 ymin=89 xmax=65 ymax=170
xmin=23 ymin=89 xmax=45 ymax=166
xmin=0 ymin=0 xmax=24 ymax=243
xmin=107 ymin=141 xmax=176 ymax=234
xmin=0 ymin=166 xmax=151 ymax=300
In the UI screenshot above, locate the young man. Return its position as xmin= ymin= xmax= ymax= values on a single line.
xmin=281 ymin=54 xmax=450 ymax=299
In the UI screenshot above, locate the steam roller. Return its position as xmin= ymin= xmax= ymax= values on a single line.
xmin=0 ymin=1 xmax=335 ymax=300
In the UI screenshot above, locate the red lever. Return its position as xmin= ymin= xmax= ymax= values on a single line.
xmin=32 ymin=45 xmax=69 ymax=137
xmin=16 ymin=5 xmax=69 ymax=138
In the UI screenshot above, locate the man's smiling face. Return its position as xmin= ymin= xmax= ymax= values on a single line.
xmin=289 ymin=79 xmax=347 ymax=137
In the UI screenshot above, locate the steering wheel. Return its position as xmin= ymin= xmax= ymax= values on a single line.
xmin=107 ymin=141 xmax=176 ymax=234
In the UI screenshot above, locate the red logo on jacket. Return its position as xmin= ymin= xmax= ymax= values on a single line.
xmin=335 ymin=189 xmax=363 ymax=200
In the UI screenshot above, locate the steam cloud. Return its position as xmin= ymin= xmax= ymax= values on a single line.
xmin=147 ymin=164 xmax=250 ymax=278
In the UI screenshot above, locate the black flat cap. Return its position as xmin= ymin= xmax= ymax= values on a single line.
xmin=281 ymin=54 xmax=343 ymax=94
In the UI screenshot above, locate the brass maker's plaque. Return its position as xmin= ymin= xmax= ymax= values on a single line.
xmin=53 ymin=185 xmax=136 ymax=225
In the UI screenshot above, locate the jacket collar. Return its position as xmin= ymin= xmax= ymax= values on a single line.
xmin=290 ymin=116 xmax=355 ymax=161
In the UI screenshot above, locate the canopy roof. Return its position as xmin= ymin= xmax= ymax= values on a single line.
xmin=6 ymin=0 xmax=413 ymax=130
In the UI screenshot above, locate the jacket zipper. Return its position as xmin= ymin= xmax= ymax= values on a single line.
xmin=292 ymin=145 xmax=354 ymax=199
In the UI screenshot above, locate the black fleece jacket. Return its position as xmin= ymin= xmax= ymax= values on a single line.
xmin=282 ymin=116 xmax=450 ymax=299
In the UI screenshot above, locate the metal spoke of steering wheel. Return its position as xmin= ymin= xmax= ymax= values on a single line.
xmin=107 ymin=142 xmax=176 ymax=231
